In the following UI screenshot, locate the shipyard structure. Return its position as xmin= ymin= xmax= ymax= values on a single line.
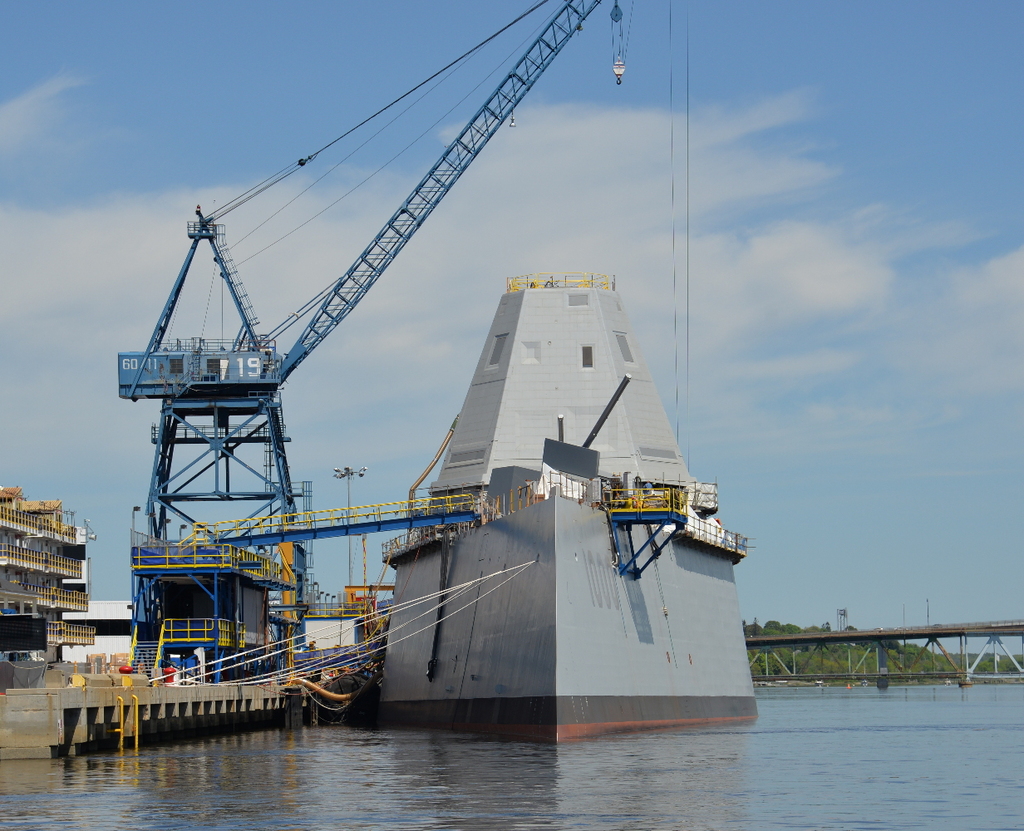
xmin=0 ymin=487 xmax=95 ymax=687
xmin=379 ymin=275 xmax=756 ymax=740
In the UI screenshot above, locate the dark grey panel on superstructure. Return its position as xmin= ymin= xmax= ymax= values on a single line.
xmin=541 ymin=439 xmax=599 ymax=479
xmin=486 ymin=466 xmax=541 ymax=513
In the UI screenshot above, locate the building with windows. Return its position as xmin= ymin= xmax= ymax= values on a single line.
xmin=64 ymin=600 xmax=133 ymax=671
xmin=0 ymin=487 xmax=95 ymax=662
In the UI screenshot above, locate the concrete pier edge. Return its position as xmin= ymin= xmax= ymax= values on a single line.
xmin=0 ymin=677 xmax=289 ymax=760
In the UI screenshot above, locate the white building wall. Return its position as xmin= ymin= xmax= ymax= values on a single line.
xmin=63 ymin=600 xmax=133 ymax=664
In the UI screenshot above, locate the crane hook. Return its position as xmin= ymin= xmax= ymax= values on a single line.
xmin=613 ymin=57 xmax=625 ymax=85
xmin=610 ymin=2 xmax=626 ymax=84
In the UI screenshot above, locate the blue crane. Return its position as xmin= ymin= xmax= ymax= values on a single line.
xmin=119 ymin=1 xmax=604 ymax=632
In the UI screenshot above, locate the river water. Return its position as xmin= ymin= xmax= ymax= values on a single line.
xmin=1 ymin=685 xmax=1021 ymax=830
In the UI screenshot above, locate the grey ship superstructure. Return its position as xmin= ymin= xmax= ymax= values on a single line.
xmin=431 ymin=274 xmax=691 ymax=488
xmin=379 ymin=275 xmax=755 ymax=739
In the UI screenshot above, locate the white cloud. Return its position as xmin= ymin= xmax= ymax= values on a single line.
xmin=0 ymin=95 xmax=1001 ymax=462
xmin=691 ymin=221 xmax=893 ymax=349
xmin=1 ymin=93 xmax=1020 ymax=598
xmin=0 ymin=74 xmax=85 ymax=157
xmin=693 ymin=89 xmax=817 ymax=149
xmin=895 ymin=243 xmax=1024 ymax=396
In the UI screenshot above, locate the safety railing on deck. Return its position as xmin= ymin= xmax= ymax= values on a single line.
xmin=381 ymin=520 xmax=480 ymax=562
xmin=131 ymin=542 xmax=291 ymax=586
xmin=0 ymin=504 xmax=78 ymax=543
xmin=382 ymin=485 xmax=747 ymax=562
xmin=0 ymin=544 xmax=83 ymax=578
xmin=162 ymin=618 xmax=244 ymax=649
xmin=47 ymin=620 xmax=96 ymax=646
xmin=191 ymin=493 xmax=481 ymax=543
xmin=305 ymin=602 xmax=370 ymax=618
xmin=604 ymin=487 xmax=690 ymax=514
xmin=683 ymin=515 xmax=748 ymax=556
xmin=11 ymin=582 xmax=89 ymax=611
xmin=604 ymin=487 xmax=748 ymax=558
xmin=506 ymin=273 xmax=613 ymax=292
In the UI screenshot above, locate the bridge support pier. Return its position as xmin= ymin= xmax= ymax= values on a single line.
xmin=876 ymin=646 xmax=888 ymax=689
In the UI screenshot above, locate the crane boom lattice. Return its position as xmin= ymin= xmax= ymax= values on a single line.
xmin=118 ymin=0 xmax=601 ymax=677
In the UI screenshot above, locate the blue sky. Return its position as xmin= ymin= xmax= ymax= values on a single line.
xmin=1 ymin=1 xmax=1022 ymax=630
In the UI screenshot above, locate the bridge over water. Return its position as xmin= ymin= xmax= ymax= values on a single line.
xmin=745 ymin=620 xmax=1024 ymax=684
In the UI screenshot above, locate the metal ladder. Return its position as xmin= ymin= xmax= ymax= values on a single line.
xmin=211 ymin=230 xmax=260 ymax=345
xmin=133 ymin=641 xmax=158 ymax=678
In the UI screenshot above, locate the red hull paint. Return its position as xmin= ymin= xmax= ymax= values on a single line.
xmin=380 ymin=713 xmax=757 ymax=743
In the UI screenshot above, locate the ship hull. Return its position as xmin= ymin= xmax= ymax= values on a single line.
xmin=379 ymin=496 xmax=756 ymax=741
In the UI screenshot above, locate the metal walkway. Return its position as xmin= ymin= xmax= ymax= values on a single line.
xmin=190 ymin=493 xmax=481 ymax=547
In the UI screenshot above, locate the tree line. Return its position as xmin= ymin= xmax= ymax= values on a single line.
xmin=743 ymin=619 xmax=1021 ymax=675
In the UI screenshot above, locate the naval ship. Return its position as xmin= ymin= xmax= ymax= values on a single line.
xmin=378 ymin=274 xmax=755 ymax=740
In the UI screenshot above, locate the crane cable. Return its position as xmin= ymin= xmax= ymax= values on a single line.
xmin=235 ymin=4 xmax=553 ymax=275
xmin=176 ymin=561 xmax=535 ymax=686
xmin=257 ymin=8 xmax=553 ymax=342
xmin=610 ymin=0 xmax=635 ymax=83
xmin=207 ymin=0 xmax=553 ymax=223
xmin=170 ymin=564 xmax=512 ymax=679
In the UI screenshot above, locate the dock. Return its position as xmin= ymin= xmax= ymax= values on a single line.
xmin=0 ymin=673 xmax=288 ymax=760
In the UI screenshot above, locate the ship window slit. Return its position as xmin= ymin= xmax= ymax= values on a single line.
xmin=615 ymin=333 xmax=634 ymax=363
xmin=489 ymin=334 xmax=509 ymax=366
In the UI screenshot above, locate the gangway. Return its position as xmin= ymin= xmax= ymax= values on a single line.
xmin=191 ymin=493 xmax=482 ymax=548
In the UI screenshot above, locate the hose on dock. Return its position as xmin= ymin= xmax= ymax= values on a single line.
xmin=286 ymin=676 xmax=359 ymax=703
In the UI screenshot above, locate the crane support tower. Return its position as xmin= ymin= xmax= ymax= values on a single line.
xmin=119 ymin=1 xmax=603 ymax=672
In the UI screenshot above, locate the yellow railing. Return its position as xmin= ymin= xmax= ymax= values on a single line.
xmin=605 ymin=487 xmax=690 ymax=514
xmin=238 ymin=553 xmax=287 ymax=584
xmin=0 ymin=544 xmax=83 ymax=578
xmin=305 ymin=595 xmax=393 ymax=618
xmin=0 ymin=503 xmax=78 ymax=543
xmin=47 ymin=620 xmax=96 ymax=646
xmin=12 ymin=582 xmax=89 ymax=611
xmin=506 ymin=273 xmax=613 ymax=292
xmin=131 ymin=542 xmax=291 ymax=586
xmin=191 ymin=493 xmax=479 ymax=543
xmin=305 ymin=602 xmax=367 ymax=618
xmin=605 ymin=487 xmax=747 ymax=557
xmin=161 ymin=618 xmax=244 ymax=648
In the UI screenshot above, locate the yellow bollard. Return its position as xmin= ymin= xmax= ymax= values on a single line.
xmin=115 ymin=695 xmax=125 ymax=751
xmin=132 ymin=694 xmax=140 ymax=750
